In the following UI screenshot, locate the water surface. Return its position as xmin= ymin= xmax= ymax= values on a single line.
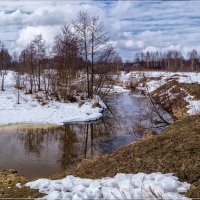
xmin=0 ymin=92 xmax=171 ymax=178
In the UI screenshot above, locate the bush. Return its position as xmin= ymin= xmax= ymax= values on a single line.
xmin=92 ymin=101 xmax=100 ymax=108
xmin=78 ymin=101 xmax=85 ymax=108
xmin=66 ymin=95 xmax=77 ymax=102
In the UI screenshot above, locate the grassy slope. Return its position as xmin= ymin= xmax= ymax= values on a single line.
xmin=73 ymin=115 xmax=200 ymax=198
xmin=151 ymin=79 xmax=200 ymax=119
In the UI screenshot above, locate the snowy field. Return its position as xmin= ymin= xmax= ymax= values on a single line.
xmin=24 ymin=173 xmax=190 ymax=200
xmin=120 ymin=71 xmax=200 ymax=115
xmin=0 ymin=71 xmax=105 ymax=125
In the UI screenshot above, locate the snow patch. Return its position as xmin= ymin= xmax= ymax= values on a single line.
xmin=0 ymin=71 xmax=105 ymax=125
xmin=112 ymin=85 xmax=130 ymax=93
xmin=119 ymin=71 xmax=200 ymax=115
xmin=185 ymin=95 xmax=200 ymax=115
xmin=25 ymin=173 xmax=190 ymax=200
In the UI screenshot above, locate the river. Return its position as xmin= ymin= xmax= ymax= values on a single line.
xmin=0 ymin=91 xmax=172 ymax=178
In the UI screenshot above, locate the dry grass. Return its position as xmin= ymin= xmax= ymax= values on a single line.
xmin=183 ymin=83 xmax=200 ymax=100
xmin=148 ymin=76 xmax=163 ymax=81
xmin=150 ymin=77 xmax=200 ymax=119
xmin=0 ymin=170 xmax=42 ymax=198
xmin=65 ymin=94 xmax=77 ymax=102
xmin=92 ymin=101 xmax=100 ymax=108
xmin=186 ymin=179 xmax=200 ymax=198
xmin=78 ymin=101 xmax=85 ymax=108
xmin=151 ymin=80 xmax=189 ymax=119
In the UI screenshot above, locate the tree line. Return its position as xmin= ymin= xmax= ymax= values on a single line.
xmin=124 ymin=50 xmax=200 ymax=72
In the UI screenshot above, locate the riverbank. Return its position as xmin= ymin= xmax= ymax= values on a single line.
xmin=1 ymin=115 xmax=199 ymax=198
xmin=119 ymin=71 xmax=200 ymax=119
xmin=0 ymin=71 xmax=106 ymax=125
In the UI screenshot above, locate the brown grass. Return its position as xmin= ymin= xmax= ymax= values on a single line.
xmin=186 ymin=179 xmax=200 ymax=198
xmin=151 ymin=80 xmax=189 ymax=119
xmin=183 ymin=83 xmax=200 ymax=100
xmin=150 ymin=78 xmax=200 ymax=119
xmin=66 ymin=94 xmax=77 ymax=102
xmin=92 ymin=101 xmax=100 ymax=108
xmin=0 ymin=170 xmax=42 ymax=198
xmin=78 ymin=101 xmax=85 ymax=108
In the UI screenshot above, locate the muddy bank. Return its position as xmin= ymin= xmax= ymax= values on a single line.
xmin=0 ymin=169 xmax=42 ymax=198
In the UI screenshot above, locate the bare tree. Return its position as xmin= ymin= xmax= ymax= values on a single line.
xmin=32 ymin=34 xmax=46 ymax=91
xmin=73 ymin=11 xmax=91 ymax=98
xmin=0 ymin=41 xmax=11 ymax=91
xmin=88 ymin=16 xmax=109 ymax=98
xmin=134 ymin=49 xmax=200 ymax=72
xmin=19 ymin=43 xmax=36 ymax=93
xmin=73 ymin=11 xmax=118 ymax=99
xmin=13 ymin=52 xmax=21 ymax=104
xmin=19 ymin=35 xmax=46 ymax=94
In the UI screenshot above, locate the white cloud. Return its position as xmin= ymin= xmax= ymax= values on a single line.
xmin=2 ymin=1 xmax=108 ymax=52
xmin=15 ymin=25 xmax=60 ymax=52
xmin=0 ymin=9 xmax=27 ymax=26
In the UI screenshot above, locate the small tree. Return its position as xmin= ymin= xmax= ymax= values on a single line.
xmin=32 ymin=34 xmax=46 ymax=91
xmin=73 ymin=11 xmax=91 ymax=98
xmin=0 ymin=41 xmax=11 ymax=91
xmin=13 ymin=52 xmax=21 ymax=104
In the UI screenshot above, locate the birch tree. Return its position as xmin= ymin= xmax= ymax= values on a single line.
xmin=0 ymin=41 xmax=11 ymax=91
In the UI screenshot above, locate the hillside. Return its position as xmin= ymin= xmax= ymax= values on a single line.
xmin=72 ymin=115 xmax=200 ymax=198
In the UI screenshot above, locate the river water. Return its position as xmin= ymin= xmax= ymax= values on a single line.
xmin=0 ymin=91 xmax=171 ymax=178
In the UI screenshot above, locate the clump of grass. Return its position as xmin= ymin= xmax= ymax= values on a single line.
xmin=148 ymin=76 xmax=163 ymax=81
xmin=183 ymin=83 xmax=200 ymax=100
xmin=186 ymin=179 xmax=200 ymax=198
xmin=128 ymin=83 xmax=137 ymax=91
xmin=66 ymin=94 xmax=77 ymax=102
xmin=15 ymin=84 xmax=23 ymax=90
xmin=92 ymin=101 xmax=100 ymax=108
xmin=78 ymin=101 xmax=85 ymax=108
xmin=41 ymin=101 xmax=48 ymax=106
xmin=0 ymin=169 xmax=42 ymax=198
xmin=172 ymin=105 xmax=188 ymax=119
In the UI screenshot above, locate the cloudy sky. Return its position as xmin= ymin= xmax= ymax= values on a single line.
xmin=0 ymin=0 xmax=200 ymax=60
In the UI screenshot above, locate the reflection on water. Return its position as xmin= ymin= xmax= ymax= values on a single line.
xmin=0 ymin=92 xmax=171 ymax=178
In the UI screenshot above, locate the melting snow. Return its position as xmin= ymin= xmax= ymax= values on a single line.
xmin=185 ymin=95 xmax=200 ymax=115
xmin=25 ymin=173 xmax=190 ymax=200
xmin=119 ymin=71 xmax=200 ymax=115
